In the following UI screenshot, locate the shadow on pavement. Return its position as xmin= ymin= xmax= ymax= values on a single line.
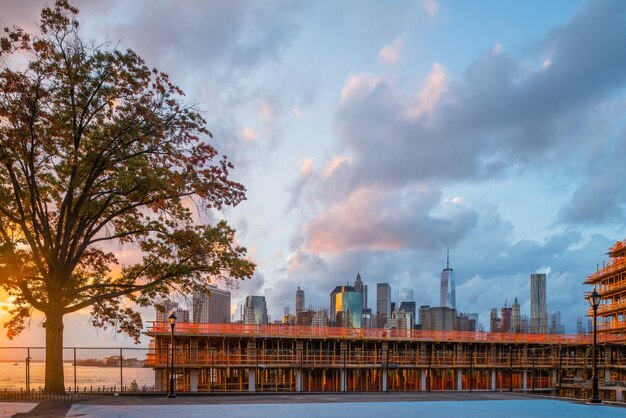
xmin=12 ymin=402 xmax=73 ymax=418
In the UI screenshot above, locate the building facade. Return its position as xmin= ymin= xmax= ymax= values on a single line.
xmin=530 ymin=273 xmax=548 ymax=334
xmin=501 ymin=305 xmax=512 ymax=333
xmin=399 ymin=301 xmax=416 ymax=329
xmin=376 ymin=283 xmax=391 ymax=328
xmin=334 ymin=285 xmax=363 ymax=328
xmin=511 ymin=298 xmax=521 ymax=333
xmin=243 ymin=296 xmax=268 ymax=325
xmin=585 ymin=239 xmax=626 ymax=337
xmin=147 ymin=322 xmax=626 ymax=400
xmin=490 ymin=308 xmax=500 ymax=333
xmin=354 ymin=273 xmax=368 ymax=311
xmin=440 ymin=249 xmax=456 ymax=309
xmin=398 ymin=288 xmax=413 ymax=304
xmin=419 ymin=305 xmax=457 ymax=331
xmin=192 ymin=287 xmax=231 ymax=324
xmin=156 ymin=300 xmax=180 ymax=323
xmin=296 ymin=287 xmax=305 ymax=314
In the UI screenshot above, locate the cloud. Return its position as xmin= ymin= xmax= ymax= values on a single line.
xmin=80 ymin=1 xmax=303 ymax=77
xmin=241 ymin=127 xmax=259 ymax=142
xmin=304 ymin=185 xmax=478 ymax=254
xmin=340 ymin=73 xmax=384 ymax=103
xmin=378 ymin=37 xmax=404 ymax=66
xmin=300 ymin=157 xmax=314 ymax=176
xmin=280 ymin=1 xmax=626 ymax=328
xmin=404 ymin=62 xmax=448 ymax=119
xmin=422 ymin=0 xmax=439 ymax=17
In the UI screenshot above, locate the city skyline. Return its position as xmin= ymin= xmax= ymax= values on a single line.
xmin=2 ymin=0 xmax=626 ymax=349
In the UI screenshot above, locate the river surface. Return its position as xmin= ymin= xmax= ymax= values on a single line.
xmin=0 ymin=362 xmax=155 ymax=391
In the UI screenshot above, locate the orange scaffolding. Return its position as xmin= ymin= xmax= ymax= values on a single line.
xmin=585 ymin=239 xmax=626 ymax=335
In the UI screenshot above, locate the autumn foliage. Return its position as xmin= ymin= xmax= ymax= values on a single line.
xmin=0 ymin=1 xmax=254 ymax=393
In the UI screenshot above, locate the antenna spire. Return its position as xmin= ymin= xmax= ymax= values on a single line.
xmin=446 ymin=246 xmax=450 ymax=270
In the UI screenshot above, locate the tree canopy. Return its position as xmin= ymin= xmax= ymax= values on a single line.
xmin=0 ymin=0 xmax=255 ymax=392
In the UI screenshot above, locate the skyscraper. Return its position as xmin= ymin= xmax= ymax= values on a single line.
xmin=399 ymin=301 xmax=416 ymax=329
xmin=530 ymin=273 xmax=547 ymax=334
xmin=330 ymin=285 xmax=342 ymax=325
xmin=243 ymin=296 xmax=268 ymax=325
xmin=295 ymin=287 xmax=305 ymax=314
xmin=398 ymin=288 xmax=413 ymax=304
xmin=490 ymin=308 xmax=500 ymax=333
xmin=440 ymin=247 xmax=456 ymax=309
xmin=376 ymin=283 xmax=391 ymax=328
xmin=501 ymin=303 xmax=512 ymax=333
xmin=334 ymin=285 xmax=363 ymax=328
xmin=192 ymin=286 xmax=231 ymax=323
xmin=295 ymin=286 xmax=306 ymax=325
xmin=511 ymin=297 xmax=521 ymax=333
xmin=354 ymin=273 xmax=368 ymax=311
xmin=156 ymin=299 xmax=179 ymax=322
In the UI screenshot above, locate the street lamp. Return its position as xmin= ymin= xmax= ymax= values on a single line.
xmin=588 ymin=289 xmax=602 ymax=404
xmin=167 ymin=312 xmax=177 ymax=398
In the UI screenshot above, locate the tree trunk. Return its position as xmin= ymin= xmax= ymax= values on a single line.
xmin=44 ymin=309 xmax=65 ymax=394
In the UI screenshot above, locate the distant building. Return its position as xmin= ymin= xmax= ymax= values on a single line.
xmin=243 ymin=296 xmax=268 ymax=325
xmin=548 ymin=311 xmax=564 ymax=334
xmin=398 ymin=288 xmax=413 ymax=304
xmin=530 ymin=273 xmax=548 ymax=334
xmin=330 ymin=286 xmax=342 ymax=325
xmin=156 ymin=299 xmax=189 ymax=323
xmin=467 ymin=313 xmax=480 ymax=331
xmin=176 ymin=308 xmax=190 ymax=323
xmin=295 ymin=287 xmax=306 ymax=325
xmin=376 ymin=283 xmax=392 ymax=328
xmin=399 ymin=301 xmax=416 ymax=329
xmin=511 ymin=298 xmax=521 ymax=333
xmin=156 ymin=299 xmax=179 ymax=322
xmin=354 ymin=273 xmax=368 ymax=311
xmin=334 ymin=285 xmax=363 ymax=328
xmin=490 ymin=308 xmax=500 ymax=333
xmin=440 ymin=247 xmax=456 ymax=309
xmin=521 ymin=314 xmax=531 ymax=334
xmin=296 ymin=287 xmax=305 ymax=315
xmin=456 ymin=313 xmax=476 ymax=332
xmin=311 ymin=308 xmax=329 ymax=327
xmin=576 ymin=317 xmax=585 ymax=334
xmin=362 ymin=308 xmax=373 ymax=328
xmin=282 ymin=307 xmax=296 ymax=325
xmin=192 ymin=286 xmax=231 ymax=323
xmin=419 ymin=305 xmax=457 ymax=331
xmin=389 ymin=310 xmax=413 ymax=330
xmin=501 ymin=304 xmax=512 ymax=333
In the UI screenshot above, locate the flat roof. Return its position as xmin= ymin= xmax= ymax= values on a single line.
xmin=146 ymin=322 xmax=620 ymax=345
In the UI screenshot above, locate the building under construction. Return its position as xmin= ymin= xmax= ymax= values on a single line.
xmin=585 ymin=239 xmax=626 ymax=337
xmin=146 ymin=323 xmax=626 ymax=401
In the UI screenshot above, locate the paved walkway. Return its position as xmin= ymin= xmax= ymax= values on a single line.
xmin=65 ymin=398 xmax=626 ymax=418
xmin=3 ymin=393 xmax=626 ymax=418
xmin=0 ymin=402 xmax=37 ymax=417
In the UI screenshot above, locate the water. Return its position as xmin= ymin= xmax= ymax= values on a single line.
xmin=0 ymin=362 xmax=155 ymax=391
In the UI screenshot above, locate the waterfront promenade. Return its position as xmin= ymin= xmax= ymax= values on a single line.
xmin=3 ymin=393 xmax=626 ymax=418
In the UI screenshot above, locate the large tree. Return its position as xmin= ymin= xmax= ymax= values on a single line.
xmin=0 ymin=1 xmax=254 ymax=393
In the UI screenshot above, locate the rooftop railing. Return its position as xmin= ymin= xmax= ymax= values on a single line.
xmin=147 ymin=322 xmax=620 ymax=345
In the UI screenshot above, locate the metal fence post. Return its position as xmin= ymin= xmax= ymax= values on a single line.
xmin=120 ymin=348 xmax=123 ymax=393
xmin=26 ymin=347 xmax=30 ymax=393
xmin=74 ymin=348 xmax=77 ymax=393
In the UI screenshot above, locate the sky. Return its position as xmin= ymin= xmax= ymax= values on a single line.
xmin=1 ymin=0 xmax=626 ymax=349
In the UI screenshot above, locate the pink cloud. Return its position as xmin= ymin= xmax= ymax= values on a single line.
xmin=305 ymin=187 xmax=406 ymax=254
xmin=378 ymin=37 xmax=404 ymax=66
